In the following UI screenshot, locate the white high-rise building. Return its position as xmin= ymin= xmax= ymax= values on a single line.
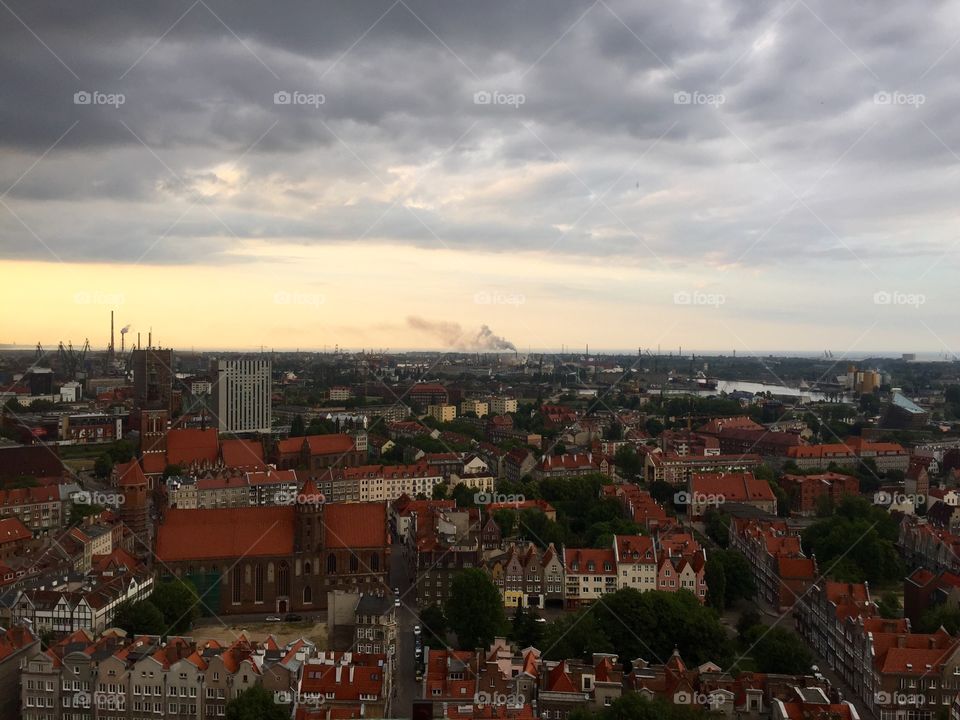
xmin=212 ymin=359 xmax=272 ymax=433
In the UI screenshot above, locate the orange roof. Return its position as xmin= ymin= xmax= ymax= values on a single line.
xmin=690 ymin=472 xmax=775 ymax=503
xmin=563 ymin=548 xmax=616 ymax=574
xmin=141 ymin=452 xmax=167 ymax=475
xmin=156 ymin=507 xmax=295 ymax=562
xmin=323 ymin=503 xmax=387 ymax=549
xmin=0 ymin=517 xmax=31 ymax=545
xmin=304 ymin=434 xmax=355 ymax=456
xmin=115 ymin=459 xmax=148 ymax=488
xmin=220 ymin=439 xmax=265 ymax=469
xmin=166 ymin=428 xmax=219 ymax=465
xmin=545 ymin=662 xmax=577 ymax=692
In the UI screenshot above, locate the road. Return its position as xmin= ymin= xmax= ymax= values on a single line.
xmin=390 ymin=542 xmax=420 ymax=717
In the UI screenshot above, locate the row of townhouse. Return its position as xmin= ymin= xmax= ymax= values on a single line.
xmin=531 ymin=453 xmax=612 ymax=482
xmin=563 ymin=532 xmax=707 ymax=608
xmin=899 ymin=516 xmax=960 ymax=575
xmin=422 ymin=641 xmax=620 ymax=720
xmin=796 ymin=580 xmax=960 ymax=720
xmin=423 ymin=638 xmax=840 ymax=720
xmin=297 ymin=651 xmax=391 ymax=719
xmin=313 ymin=462 xmax=493 ymax=504
xmin=485 ymin=543 xmax=565 ymax=609
xmin=166 ymin=469 xmax=300 ymax=510
xmin=728 ymin=517 xmax=817 ymax=612
xmin=6 ymin=567 xmax=154 ymax=636
xmin=644 ymin=450 xmax=763 ymax=486
xmin=21 ymin=630 xmax=326 ymax=720
xmin=785 ymin=437 xmax=910 ymax=473
xmin=0 ymin=483 xmax=78 ymax=535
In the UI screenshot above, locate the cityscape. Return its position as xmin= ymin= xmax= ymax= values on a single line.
xmin=3 ymin=2 xmax=960 ymax=720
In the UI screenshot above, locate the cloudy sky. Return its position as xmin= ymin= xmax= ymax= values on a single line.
xmin=1 ymin=0 xmax=958 ymax=354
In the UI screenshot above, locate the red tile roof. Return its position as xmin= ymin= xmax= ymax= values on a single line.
xmin=305 ymin=434 xmax=355 ymax=456
xmin=323 ymin=503 xmax=387 ymax=549
xmin=166 ymin=428 xmax=219 ymax=465
xmin=690 ymin=472 xmax=775 ymax=503
xmin=156 ymin=507 xmax=295 ymax=562
xmin=115 ymin=459 xmax=148 ymax=488
xmin=220 ymin=439 xmax=265 ymax=469
xmin=0 ymin=517 xmax=31 ymax=545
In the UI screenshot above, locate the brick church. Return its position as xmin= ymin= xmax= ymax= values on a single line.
xmin=155 ymin=479 xmax=390 ymax=615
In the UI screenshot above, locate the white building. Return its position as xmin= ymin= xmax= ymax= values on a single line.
xmin=212 ymin=359 xmax=272 ymax=434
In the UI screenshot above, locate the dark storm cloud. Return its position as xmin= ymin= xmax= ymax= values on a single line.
xmin=1 ymin=0 xmax=960 ymax=270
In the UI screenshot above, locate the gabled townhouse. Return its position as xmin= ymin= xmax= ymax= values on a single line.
xmin=729 ymin=517 xmax=816 ymax=611
xmin=297 ymin=651 xmax=390 ymax=719
xmin=422 ymin=648 xmax=481 ymax=706
xmin=563 ymin=548 xmax=617 ymax=609
xmin=484 ymin=542 xmax=563 ymax=609
xmin=537 ymin=654 xmax=622 ymax=719
xmin=22 ymin=630 xmax=317 ymax=720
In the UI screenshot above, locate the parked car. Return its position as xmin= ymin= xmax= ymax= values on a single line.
xmin=413 ymin=624 xmax=421 ymax=635
xmin=265 ymin=616 xmax=282 ymax=622
xmin=284 ymin=613 xmax=304 ymax=622
xmin=394 ymin=597 xmax=401 ymax=607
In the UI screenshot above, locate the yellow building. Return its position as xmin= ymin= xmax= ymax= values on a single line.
xmin=427 ymin=404 xmax=457 ymax=423
xmin=461 ymin=399 xmax=489 ymax=418
xmin=491 ymin=396 xmax=518 ymax=415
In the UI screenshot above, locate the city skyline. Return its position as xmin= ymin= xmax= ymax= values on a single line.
xmin=2 ymin=1 xmax=959 ymax=352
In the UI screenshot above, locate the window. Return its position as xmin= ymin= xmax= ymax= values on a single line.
xmin=255 ymin=564 xmax=264 ymax=603
xmin=278 ymin=562 xmax=290 ymax=596
xmin=327 ymin=554 xmax=337 ymax=573
xmin=350 ymin=555 xmax=359 ymax=572
xmin=370 ymin=553 xmax=379 ymax=572
xmin=303 ymin=585 xmax=312 ymax=604
xmin=232 ymin=566 xmax=241 ymax=604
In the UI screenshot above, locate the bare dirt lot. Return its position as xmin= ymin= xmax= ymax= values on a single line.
xmin=189 ymin=620 xmax=327 ymax=647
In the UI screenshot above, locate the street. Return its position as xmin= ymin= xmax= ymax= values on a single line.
xmin=390 ymin=542 xmax=420 ymax=717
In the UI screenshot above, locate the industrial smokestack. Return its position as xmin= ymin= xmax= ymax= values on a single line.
xmin=110 ymin=310 xmax=114 ymax=355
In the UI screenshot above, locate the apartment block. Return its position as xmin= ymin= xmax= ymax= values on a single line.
xmin=212 ymin=359 xmax=272 ymax=434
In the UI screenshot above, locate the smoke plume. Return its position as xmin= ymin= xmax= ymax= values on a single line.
xmin=406 ymin=317 xmax=516 ymax=351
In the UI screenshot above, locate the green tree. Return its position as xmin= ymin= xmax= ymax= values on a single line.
xmin=450 ymin=483 xmax=477 ymax=508
xmin=704 ymin=509 xmax=730 ymax=547
xmin=736 ymin=608 xmax=762 ymax=639
xmin=162 ymin=464 xmax=185 ymax=479
xmin=705 ymin=559 xmax=727 ymax=611
xmin=289 ymin=414 xmax=306 ymax=437
xmin=94 ymin=453 xmax=113 ymax=479
xmin=919 ymin=604 xmax=960 ymax=634
xmin=447 ymin=569 xmax=507 ymax=649
xmin=510 ymin=606 xmax=544 ymax=649
xmin=112 ymin=600 xmax=165 ymax=635
xmin=802 ymin=495 xmax=903 ymax=584
xmin=744 ymin=625 xmax=812 ymax=674
xmin=418 ymin=604 xmax=448 ymax=647
xmin=644 ymin=418 xmax=665 ymax=437
xmin=711 ymin=550 xmax=756 ymax=606
xmin=541 ymin=611 xmax=614 ymax=661
xmin=591 ymin=589 xmax=731 ymax=666
xmin=150 ymin=579 xmax=201 ymax=633
xmin=492 ymin=509 xmax=516 ymax=537
xmin=225 ymin=687 xmax=288 ymax=720
xmin=877 ymin=592 xmax=901 ymax=619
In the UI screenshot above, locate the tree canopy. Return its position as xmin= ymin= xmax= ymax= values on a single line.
xmin=447 ymin=569 xmax=507 ymax=649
